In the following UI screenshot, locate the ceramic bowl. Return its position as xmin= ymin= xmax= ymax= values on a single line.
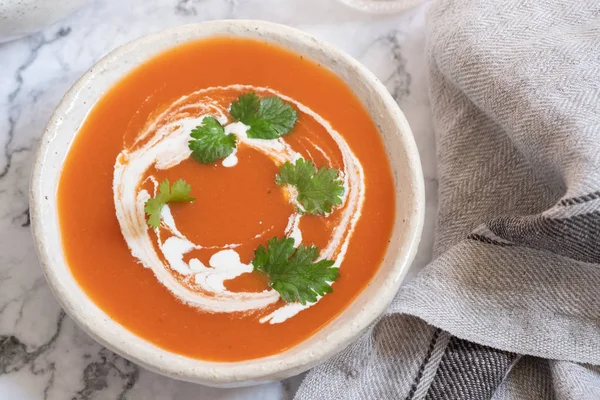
xmin=0 ymin=0 xmax=87 ymax=43
xmin=336 ymin=0 xmax=423 ymax=14
xmin=30 ymin=20 xmax=424 ymax=386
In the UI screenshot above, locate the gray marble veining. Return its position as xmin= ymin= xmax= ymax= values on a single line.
xmin=0 ymin=0 xmax=436 ymax=398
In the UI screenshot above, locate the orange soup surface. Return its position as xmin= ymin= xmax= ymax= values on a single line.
xmin=58 ymin=37 xmax=395 ymax=361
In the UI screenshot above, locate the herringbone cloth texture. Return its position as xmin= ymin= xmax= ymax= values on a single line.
xmin=295 ymin=0 xmax=600 ymax=398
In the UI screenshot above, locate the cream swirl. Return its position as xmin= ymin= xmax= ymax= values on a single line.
xmin=113 ymin=85 xmax=365 ymax=324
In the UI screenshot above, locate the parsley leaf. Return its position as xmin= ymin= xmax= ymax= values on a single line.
xmin=144 ymin=179 xmax=195 ymax=229
xmin=188 ymin=116 xmax=237 ymax=164
xmin=230 ymin=92 xmax=298 ymax=139
xmin=276 ymin=158 xmax=344 ymax=215
xmin=252 ymin=237 xmax=339 ymax=305
xmin=230 ymin=92 xmax=260 ymax=123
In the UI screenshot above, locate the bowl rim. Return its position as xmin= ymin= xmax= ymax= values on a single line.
xmin=336 ymin=0 xmax=424 ymax=14
xmin=30 ymin=19 xmax=425 ymax=385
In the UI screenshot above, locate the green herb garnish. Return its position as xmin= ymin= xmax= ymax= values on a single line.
xmin=276 ymin=158 xmax=344 ymax=215
xmin=252 ymin=237 xmax=339 ymax=304
xmin=144 ymin=179 xmax=195 ymax=229
xmin=230 ymin=92 xmax=298 ymax=139
xmin=188 ymin=116 xmax=237 ymax=164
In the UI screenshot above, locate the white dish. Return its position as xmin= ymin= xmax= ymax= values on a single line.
xmin=337 ymin=0 xmax=423 ymax=14
xmin=0 ymin=0 xmax=86 ymax=43
xmin=30 ymin=20 xmax=424 ymax=386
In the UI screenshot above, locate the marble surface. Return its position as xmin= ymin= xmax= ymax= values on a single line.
xmin=0 ymin=0 xmax=436 ymax=398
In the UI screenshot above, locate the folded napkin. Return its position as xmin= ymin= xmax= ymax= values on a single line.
xmin=296 ymin=0 xmax=600 ymax=398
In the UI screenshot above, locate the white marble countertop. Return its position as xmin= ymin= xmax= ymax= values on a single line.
xmin=0 ymin=0 xmax=437 ymax=398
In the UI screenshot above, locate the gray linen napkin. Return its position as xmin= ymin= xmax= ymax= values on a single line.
xmin=295 ymin=0 xmax=600 ymax=398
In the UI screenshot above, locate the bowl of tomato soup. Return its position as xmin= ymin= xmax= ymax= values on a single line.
xmin=30 ymin=20 xmax=424 ymax=386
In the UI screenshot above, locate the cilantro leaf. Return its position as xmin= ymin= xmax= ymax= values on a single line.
xmin=276 ymin=158 xmax=344 ymax=215
xmin=144 ymin=179 xmax=195 ymax=229
xmin=230 ymin=92 xmax=298 ymax=139
xmin=188 ymin=116 xmax=237 ymax=164
xmin=252 ymin=237 xmax=339 ymax=305
xmin=251 ymin=96 xmax=297 ymax=138
xmin=230 ymin=92 xmax=260 ymax=123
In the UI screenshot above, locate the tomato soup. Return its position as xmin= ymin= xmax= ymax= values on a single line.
xmin=58 ymin=37 xmax=395 ymax=361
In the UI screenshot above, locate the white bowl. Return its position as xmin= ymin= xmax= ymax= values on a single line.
xmin=336 ymin=0 xmax=423 ymax=14
xmin=30 ymin=20 xmax=424 ymax=386
xmin=0 ymin=0 xmax=87 ymax=43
